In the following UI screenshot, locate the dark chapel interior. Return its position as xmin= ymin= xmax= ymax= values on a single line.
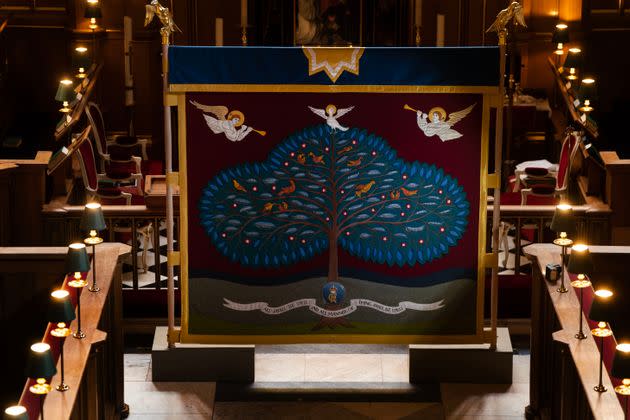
xmin=2 ymin=0 xmax=630 ymax=419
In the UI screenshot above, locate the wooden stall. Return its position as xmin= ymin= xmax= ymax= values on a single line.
xmin=0 ymin=243 xmax=129 ymax=419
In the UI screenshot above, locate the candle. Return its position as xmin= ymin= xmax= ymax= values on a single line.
xmin=436 ymin=13 xmax=445 ymax=47
xmin=215 ymin=17 xmax=223 ymax=46
xmin=241 ymin=0 xmax=247 ymax=27
xmin=123 ymin=16 xmax=134 ymax=107
xmin=414 ymin=0 xmax=422 ymax=26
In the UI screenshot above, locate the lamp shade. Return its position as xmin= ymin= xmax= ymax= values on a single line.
xmin=47 ymin=290 xmax=76 ymax=324
xmin=578 ymin=78 xmax=597 ymax=102
xmin=80 ymin=202 xmax=107 ymax=231
xmin=84 ymin=2 xmax=102 ymax=19
xmin=588 ymin=289 xmax=615 ymax=322
xmin=550 ymin=204 xmax=576 ymax=235
xmin=612 ymin=344 xmax=630 ymax=379
xmin=552 ymin=26 xmax=569 ymax=44
xmin=3 ymin=406 xmax=28 ymax=420
xmin=54 ymin=79 xmax=76 ymax=103
xmin=25 ymin=343 xmax=57 ymax=379
xmin=73 ymin=46 xmax=91 ymax=69
xmin=65 ymin=243 xmax=90 ymax=274
xmin=567 ymin=244 xmax=594 ymax=276
xmin=563 ymin=48 xmax=583 ymax=70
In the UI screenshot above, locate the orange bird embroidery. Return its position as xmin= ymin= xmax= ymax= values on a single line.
xmin=401 ymin=187 xmax=418 ymax=196
xmin=309 ymin=152 xmax=324 ymax=164
xmin=233 ymin=179 xmax=247 ymax=193
xmin=355 ymin=181 xmax=375 ymax=197
xmin=279 ymin=180 xmax=296 ymax=196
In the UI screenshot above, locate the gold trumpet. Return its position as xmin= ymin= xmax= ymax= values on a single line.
xmin=403 ymin=104 xmax=420 ymax=113
xmin=251 ymin=128 xmax=267 ymax=136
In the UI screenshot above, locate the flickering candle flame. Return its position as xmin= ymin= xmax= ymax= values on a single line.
xmin=4 ymin=406 xmax=27 ymax=416
xmin=51 ymin=289 xmax=69 ymax=299
xmin=617 ymin=343 xmax=630 ymax=352
xmin=595 ymin=289 xmax=613 ymax=298
xmin=31 ymin=343 xmax=50 ymax=353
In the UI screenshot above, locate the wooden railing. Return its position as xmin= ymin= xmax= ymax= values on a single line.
xmin=547 ymin=56 xmax=598 ymax=140
xmin=525 ymin=244 xmax=626 ymax=419
xmin=42 ymin=205 xmax=180 ymax=290
xmin=487 ymin=204 xmax=612 ymax=274
xmin=0 ymin=243 xmax=129 ymax=419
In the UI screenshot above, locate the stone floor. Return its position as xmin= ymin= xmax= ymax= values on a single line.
xmin=124 ymin=350 xmax=530 ymax=419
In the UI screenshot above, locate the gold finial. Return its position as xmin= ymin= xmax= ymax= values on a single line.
xmin=144 ymin=0 xmax=181 ymax=44
xmin=241 ymin=26 xmax=248 ymax=46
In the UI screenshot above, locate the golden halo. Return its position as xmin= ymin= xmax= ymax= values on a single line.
xmin=428 ymin=107 xmax=447 ymax=121
xmin=325 ymin=104 xmax=337 ymax=116
xmin=227 ymin=110 xmax=245 ymax=127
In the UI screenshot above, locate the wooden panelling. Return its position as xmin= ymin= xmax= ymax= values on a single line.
xmin=0 ymin=0 xmax=596 ymax=166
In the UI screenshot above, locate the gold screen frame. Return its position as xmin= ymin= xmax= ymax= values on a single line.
xmin=171 ymin=83 xmax=499 ymax=345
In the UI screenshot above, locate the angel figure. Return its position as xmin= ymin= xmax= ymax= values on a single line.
xmin=308 ymin=104 xmax=354 ymax=131
xmin=404 ymin=103 xmax=476 ymax=142
xmin=190 ymin=101 xmax=266 ymax=142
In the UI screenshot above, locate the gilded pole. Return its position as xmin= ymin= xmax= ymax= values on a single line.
xmin=145 ymin=0 xmax=180 ymax=348
xmin=486 ymin=1 xmax=526 ymax=350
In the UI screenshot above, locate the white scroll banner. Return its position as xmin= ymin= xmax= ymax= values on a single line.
xmin=223 ymin=298 xmax=445 ymax=318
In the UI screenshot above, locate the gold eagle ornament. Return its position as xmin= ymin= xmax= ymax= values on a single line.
xmin=486 ymin=1 xmax=527 ymax=34
xmin=144 ymin=0 xmax=181 ymax=38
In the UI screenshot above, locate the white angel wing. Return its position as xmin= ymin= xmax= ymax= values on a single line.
xmin=190 ymin=101 xmax=228 ymax=120
xmin=446 ymin=103 xmax=476 ymax=127
xmin=308 ymin=106 xmax=327 ymax=120
xmin=202 ymin=114 xmax=224 ymax=134
xmin=144 ymin=4 xmax=155 ymax=27
xmin=335 ymin=106 xmax=354 ymax=118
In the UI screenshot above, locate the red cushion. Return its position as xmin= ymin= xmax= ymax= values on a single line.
xmin=114 ymin=135 xmax=137 ymax=146
xmin=105 ymin=161 xmax=138 ymax=178
xmin=524 ymin=167 xmax=549 ymax=177
xmin=141 ymin=160 xmax=163 ymax=175
xmin=99 ymin=185 xmax=144 ymax=205
xmin=557 ymin=134 xmax=577 ymax=188
xmin=531 ymin=184 xmax=556 ymax=195
xmin=78 ymin=139 xmax=98 ymax=190
xmin=500 ymin=192 xmax=558 ymax=206
xmin=108 ymin=144 xmax=139 ymax=161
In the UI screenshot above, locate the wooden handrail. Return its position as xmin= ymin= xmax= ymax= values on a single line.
xmin=547 ymin=56 xmax=599 ymax=139
xmin=526 ymin=244 xmax=625 ymax=419
xmin=54 ymin=63 xmax=103 ymax=142
xmin=7 ymin=243 xmax=130 ymax=420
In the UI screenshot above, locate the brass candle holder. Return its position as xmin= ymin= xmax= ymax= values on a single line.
xmin=592 ymin=321 xmax=613 ymax=392
xmin=81 ymin=202 xmax=106 ymax=293
xmin=65 ymin=243 xmax=91 ymax=339
xmin=567 ymin=243 xmax=594 ymax=340
xmin=48 ymin=289 xmax=76 ymax=392
xmin=550 ymin=203 xmax=575 ymax=293
xmin=613 ymin=343 xmax=630 ymax=419
xmin=26 ymin=343 xmax=56 ymax=420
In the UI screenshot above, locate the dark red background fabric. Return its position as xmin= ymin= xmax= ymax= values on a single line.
xmin=185 ymin=92 xmax=483 ymax=281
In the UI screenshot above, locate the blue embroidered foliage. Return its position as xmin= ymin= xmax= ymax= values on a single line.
xmin=199 ymin=124 xmax=469 ymax=269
